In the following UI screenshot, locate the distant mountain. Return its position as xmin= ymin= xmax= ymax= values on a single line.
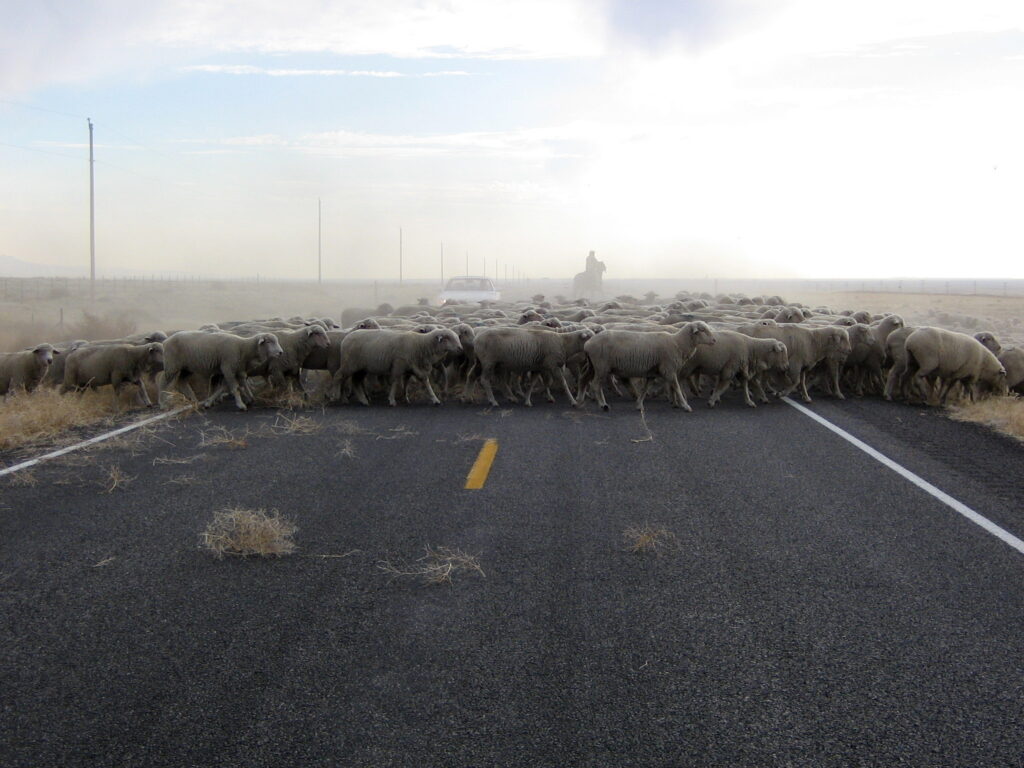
xmin=0 ymin=254 xmax=87 ymax=278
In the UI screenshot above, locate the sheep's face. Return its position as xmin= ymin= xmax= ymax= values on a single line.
xmin=830 ymin=329 xmax=852 ymax=355
xmin=146 ymin=343 xmax=165 ymax=372
xmin=432 ymin=330 xmax=462 ymax=354
xmin=307 ymin=326 xmax=330 ymax=348
xmin=32 ymin=344 xmax=57 ymax=366
xmin=690 ymin=322 xmax=716 ymax=346
xmin=257 ymin=334 xmax=284 ymax=360
xmin=771 ymin=342 xmax=789 ymax=370
xmin=835 ymin=317 xmax=857 ymax=327
xmin=974 ymin=332 xmax=1002 ymax=354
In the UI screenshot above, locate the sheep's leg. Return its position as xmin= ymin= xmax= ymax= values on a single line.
xmin=523 ymin=374 xmax=536 ymax=407
xmin=667 ymin=372 xmax=692 ymax=412
xmin=798 ymin=369 xmax=812 ymax=403
xmin=214 ymin=367 xmax=247 ymax=411
xmin=884 ymin=363 xmax=904 ymax=400
xmin=574 ymin=361 xmax=594 ymax=406
xmin=461 ymin=361 xmax=478 ymax=403
xmin=829 ymin=360 xmax=845 ymax=400
xmin=708 ymin=375 xmax=732 ymax=408
xmin=740 ymin=375 xmax=757 ymax=408
xmin=593 ymin=366 xmax=611 ymax=411
xmin=479 ymin=364 xmax=501 ymax=408
xmin=556 ymin=368 xmax=575 ymax=406
xmin=542 ymin=372 xmax=556 ymax=403
xmin=502 ymin=372 xmax=520 ymax=404
xmin=414 ymin=367 xmax=442 ymax=406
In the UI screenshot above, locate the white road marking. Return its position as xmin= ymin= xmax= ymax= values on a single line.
xmin=783 ymin=397 xmax=1024 ymax=556
xmin=0 ymin=407 xmax=189 ymax=478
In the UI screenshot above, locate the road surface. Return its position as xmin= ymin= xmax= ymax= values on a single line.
xmin=2 ymin=392 xmax=1023 ymax=767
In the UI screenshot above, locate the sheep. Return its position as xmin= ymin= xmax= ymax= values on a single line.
xmin=333 ymin=328 xmax=462 ymax=406
xmin=904 ymin=327 xmax=1007 ymax=404
xmin=883 ymin=326 xmax=925 ymax=402
xmin=680 ymin=330 xmax=789 ymax=407
xmin=973 ymin=331 xmax=1002 ymax=355
xmin=576 ymin=322 xmax=716 ymax=411
xmin=41 ymin=339 xmax=90 ymax=387
xmin=159 ymin=331 xmax=283 ymax=411
xmin=466 ymin=327 xmax=594 ymax=407
xmin=836 ymin=323 xmax=886 ymax=396
xmin=997 ymin=347 xmax=1024 ymax=393
xmin=0 ymin=344 xmax=59 ymax=399
xmin=247 ymin=325 xmax=330 ymax=393
xmin=737 ymin=323 xmax=851 ymax=402
xmin=61 ymin=342 xmax=164 ymax=409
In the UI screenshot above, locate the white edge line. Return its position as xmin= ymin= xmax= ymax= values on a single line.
xmin=0 ymin=406 xmax=189 ymax=478
xmin=783 ymin=397 xmax=1024 ymax=556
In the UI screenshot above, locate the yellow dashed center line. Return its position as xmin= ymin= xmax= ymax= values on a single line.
xmin=465 ymin=439 xmax=499 ymax=489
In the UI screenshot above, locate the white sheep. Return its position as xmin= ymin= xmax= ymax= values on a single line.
xmin=159 ymin=331 xmax=283 ymax=411
xmin=333 ymin=328 xmax=462 ymax=406
xmin=61 ymin=342 xmax=164 ymax=409
xmin=905 ymin=327 xmax=1007 ymax=404
xmin=0 ymin=344 xmax=58 ymax=399
xmin=466 ymin=327 xmax=593 ymax=407
xmin=576 ymin=322 xmax=716 ymax=411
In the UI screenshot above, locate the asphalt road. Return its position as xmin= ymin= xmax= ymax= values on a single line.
xmin=2 ymin=389 xmax=1023 ymax=767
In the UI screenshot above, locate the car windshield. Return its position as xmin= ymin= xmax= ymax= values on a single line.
xmin=446 ymin=278 xmax=492 ymax=291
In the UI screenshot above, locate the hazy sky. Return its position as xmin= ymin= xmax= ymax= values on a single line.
xmin=3 ymin=0 xmax=1024 ymax=280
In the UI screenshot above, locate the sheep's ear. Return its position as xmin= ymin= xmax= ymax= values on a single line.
xmin=258 ymin=337 xmax=267 ymax=345
xmin=52 ymin=349 xmax=61 ymax=355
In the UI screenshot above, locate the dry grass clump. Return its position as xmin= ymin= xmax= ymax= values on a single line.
xmin=378 ymin=546 xmax=485 ymax=586
xmin=623 ymin=523 xmax=679 ymax=556
xmin=200 ymin=507 xmax=298 ymax=559
xmin=270 ymin=412 xmax=322 ymax=435
xmin=6 ymin=469 xmax=39 ymax=487
xmin=0 ymin=388 xmax=118 ymax=452
xmin=100 ymin=464 xmax=134 ymax=493
xmin=198 ymin=425 xmax=251 ymax=449
xmin=948 ymin=396 xmax=1024 ymax=442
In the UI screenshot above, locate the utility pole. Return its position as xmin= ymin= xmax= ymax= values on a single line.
xmin=440 ymin=240 xmax=444 ymax=285
xmin=317 ymin=198 xmax=322 ymax=283
xmin=88 ymin=118 xmax=95 ymax=300
xmin=399 ymin=227 xmax=403 ymax=285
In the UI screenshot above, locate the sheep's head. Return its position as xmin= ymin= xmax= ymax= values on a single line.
xmin=31 ymin=344 xmax=57 ymax=366
xmin=689 ymin=322 xmax=716 ymax=346
xmin=306 ymin=326 xmax=330 ymax=348
xmin=834 ymin=317 xmax=857 ymax=327
xmin=355 ymin=318 xmax=380 ymax=330
xmin=974 ymin=332 xmax=1002 ymax=354
xmin=431 ymin=329 xmax=462 ymax=354
xmin=771 ymin=341 xmax=789 ymax=370
xmin=830 ymin=329 xmax=852 ymax=355
xmin=146 ymin=343 xmax=165 ymax=372
xmin=257 ymin=333 xmax=283 ymax=360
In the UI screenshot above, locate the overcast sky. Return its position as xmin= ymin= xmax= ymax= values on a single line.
xmin=2 ymin=0 xmax=1023 ymax=280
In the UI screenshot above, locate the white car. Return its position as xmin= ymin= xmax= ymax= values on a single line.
xmin=439 ymin=276 xmax=500 ymax=304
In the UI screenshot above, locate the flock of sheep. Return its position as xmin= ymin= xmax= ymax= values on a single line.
xmin=1 ymin=292 xmax=1021 ymax=416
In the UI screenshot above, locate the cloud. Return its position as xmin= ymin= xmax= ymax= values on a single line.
xmin=181 ymin=64 xmax=470 ymax=77
xmin=176 ymin=122 xmax=612 ymax=160
xmin=605 ymin=0 xmax=783 ymax=51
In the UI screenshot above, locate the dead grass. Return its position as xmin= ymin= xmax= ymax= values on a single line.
xmin=378 ymin=545 xmax=485 ymax=586
xmin=6 ymin=469 xmax=38 ymax=486
xmin=200 ymin=507 xmax=298 ymax=559
xmin=0 ymin=388 xmax=118 ymax=453
xmin=270 ymin=412 xmax=322 ymax=435
xmin=623 ymin=523 xmax=679 ymax=556
xmin=152 ymin=453 xmax=206 ymax=466
xmin=335 ymin=439 xmax=357 ymax=459
xmin=164 ymin=474 xmax=200 ymax=486
xmin=948 ymin=396 xmax=1024 ymax=442
xmin=197 ymin=426 xmax=251 ymax=450
xmin=100 ymin=464 xmax=134 ymax=493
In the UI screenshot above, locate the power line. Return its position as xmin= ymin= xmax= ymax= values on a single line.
xmin=0 ymin=97 xmax=86 ymax=120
